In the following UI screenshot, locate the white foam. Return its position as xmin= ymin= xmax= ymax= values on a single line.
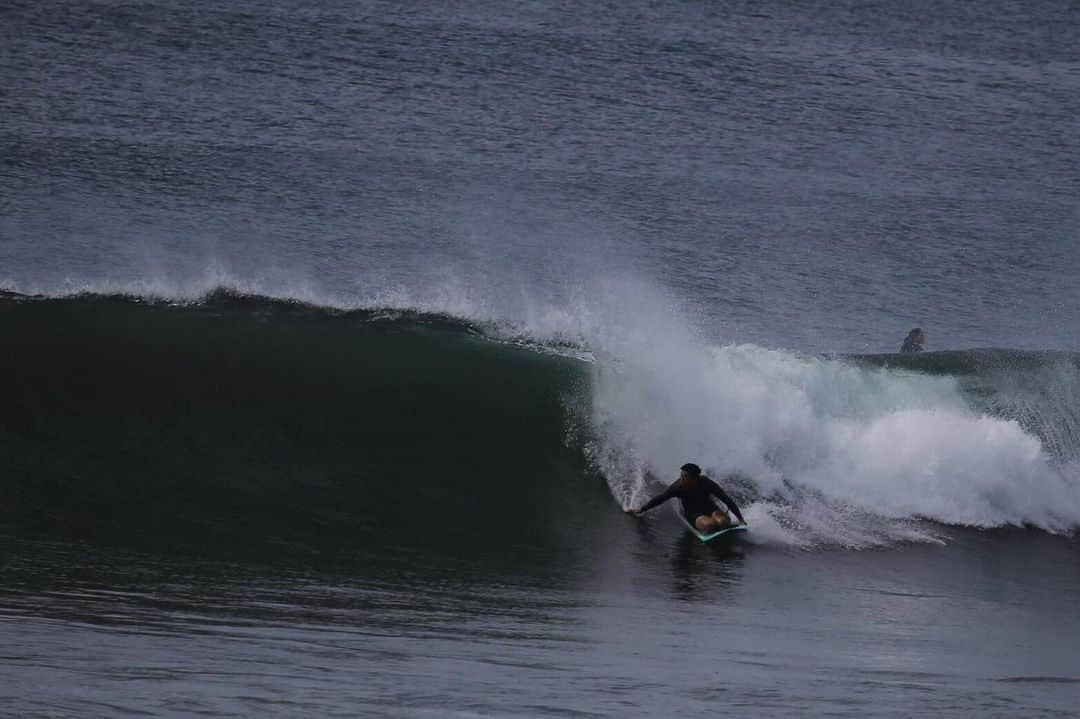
xmin=588 ymin=333 xmax=1080 ymax=547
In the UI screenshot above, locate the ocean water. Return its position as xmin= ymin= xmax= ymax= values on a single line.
xmin=2 ymin=1 xmax=1079 ymax=716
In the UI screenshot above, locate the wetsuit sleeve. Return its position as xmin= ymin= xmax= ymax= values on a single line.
xmin=708 ymin=479 xmax=746 ymax=524
xmin=638 ymin=482 xmax=679 ymax=513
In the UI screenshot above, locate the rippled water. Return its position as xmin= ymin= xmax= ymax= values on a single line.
xmin=3 ymin=0 xmax=1079 ymax=715
xmin=3 ymin=529 xmax=1079 ymax=717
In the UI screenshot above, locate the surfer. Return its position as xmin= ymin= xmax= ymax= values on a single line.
xmin=900 ymin=328 xmax=925 ymax=353
xmin=626 ymin=463 xmax=747 ymax=532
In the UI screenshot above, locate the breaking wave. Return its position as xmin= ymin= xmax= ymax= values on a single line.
xmin=2 ymin=287 xmax=1078 ymax=552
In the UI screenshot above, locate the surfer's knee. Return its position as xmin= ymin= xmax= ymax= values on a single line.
xmin=694 ymin=515 xmax=715 ymax=532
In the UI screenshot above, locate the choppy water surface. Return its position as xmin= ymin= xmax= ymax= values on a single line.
xmin=3 ymin=531 xmax=1079 ymax=717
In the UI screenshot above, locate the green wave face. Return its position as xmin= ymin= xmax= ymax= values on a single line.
xmin=0 ymin=291 xmax=600 ymax=560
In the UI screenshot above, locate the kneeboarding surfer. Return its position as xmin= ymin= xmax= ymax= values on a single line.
xmin=626 ymin=463 xmax=747 ymax=533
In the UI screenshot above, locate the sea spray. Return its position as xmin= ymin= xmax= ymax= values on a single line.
xmin=589 ymin=340 xmax=1080 ymax=546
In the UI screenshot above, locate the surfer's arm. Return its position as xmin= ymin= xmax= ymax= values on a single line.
xmin=632 ymin=483 xmax=678 ymax=515
xmin=711 ymin=485 xmax=746 ymax=524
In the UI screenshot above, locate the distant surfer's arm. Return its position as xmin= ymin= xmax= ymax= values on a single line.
xmin=710 ymin=483 xmax=747 ymax=525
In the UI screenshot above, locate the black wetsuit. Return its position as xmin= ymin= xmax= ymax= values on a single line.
xmin=639 ymin=476 xmax=746 ymax=524
xmin=900 ymin=336 xmax=923 ymax=353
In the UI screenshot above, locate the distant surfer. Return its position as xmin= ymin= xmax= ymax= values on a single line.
xmin=900 ymin=328 xmax=925 ymax=353
xmin=626 ymin=463 xmax=747 ymax=532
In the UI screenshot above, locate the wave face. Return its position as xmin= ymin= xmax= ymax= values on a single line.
xmin=0 ymin=291 xmax=594 ymax=557
xmin=2 ymin=289 xmax=1078 ymax=553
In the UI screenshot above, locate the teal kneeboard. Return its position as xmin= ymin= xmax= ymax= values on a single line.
xmin=674 ymin=505 xmax=748 ymax=543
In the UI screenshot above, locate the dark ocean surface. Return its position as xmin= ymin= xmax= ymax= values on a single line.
xmin=2 ymin=1 xmax=1079 ymax=716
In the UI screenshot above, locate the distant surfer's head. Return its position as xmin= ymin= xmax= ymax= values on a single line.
xmin=680 ymin=463 xmax=702 ymax=479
